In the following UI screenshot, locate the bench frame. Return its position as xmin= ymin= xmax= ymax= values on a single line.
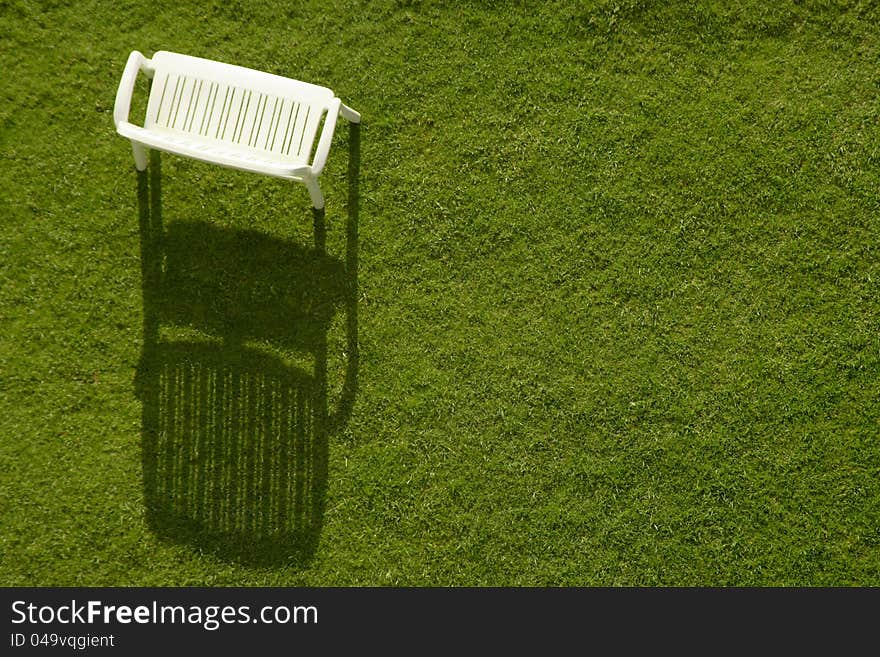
xmin=114 ymin=50 xmax=360 ymax=209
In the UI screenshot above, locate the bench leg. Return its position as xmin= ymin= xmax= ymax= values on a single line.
xmin=340 ymin=103 xmax=361 ymax=124
xmin=131 ymin=142 xmax=148 ymax=171
xmin=306 ymin=178 xmax=325 ymax=210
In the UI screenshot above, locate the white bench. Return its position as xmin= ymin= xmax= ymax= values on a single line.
xmin=114 ymin=50 xmax=360 ymax=209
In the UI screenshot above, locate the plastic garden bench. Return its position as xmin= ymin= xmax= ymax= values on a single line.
xmin=114 ymin=50 xmax=360 ymax=209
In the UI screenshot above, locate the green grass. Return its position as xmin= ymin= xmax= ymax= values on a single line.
xmin=1 ymin=0 xmax=879 ymax=585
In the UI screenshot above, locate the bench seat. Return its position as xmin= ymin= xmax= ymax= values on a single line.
xmin=116 ymin=121 xmax=313 ymax=180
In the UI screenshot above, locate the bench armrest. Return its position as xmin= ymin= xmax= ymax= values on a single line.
xmin=113 ymin=51 xmax=154 ymax=129
xmin=310 ymin=98 xmax=341 ymax=177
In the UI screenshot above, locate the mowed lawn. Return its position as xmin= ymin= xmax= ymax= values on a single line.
xmin=1 ymin=1 xmax=878 ymax=585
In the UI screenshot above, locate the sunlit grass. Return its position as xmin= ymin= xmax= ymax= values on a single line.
xmin=1 ymin=0 xmax=878 ymax=585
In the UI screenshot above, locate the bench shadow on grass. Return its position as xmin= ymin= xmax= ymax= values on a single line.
xmin=133 ymin=124 xmax=360 ymax=568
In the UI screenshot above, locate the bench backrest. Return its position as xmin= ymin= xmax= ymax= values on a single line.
xmin=145 ymin=51 xmax=334 ymax=165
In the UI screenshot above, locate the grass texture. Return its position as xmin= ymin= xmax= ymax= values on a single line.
xmin=1 ymin=0 xmax=879 ymax=585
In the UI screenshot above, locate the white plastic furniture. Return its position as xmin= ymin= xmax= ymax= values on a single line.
xmin=114 ymin=50 xmax=360 ymax=209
